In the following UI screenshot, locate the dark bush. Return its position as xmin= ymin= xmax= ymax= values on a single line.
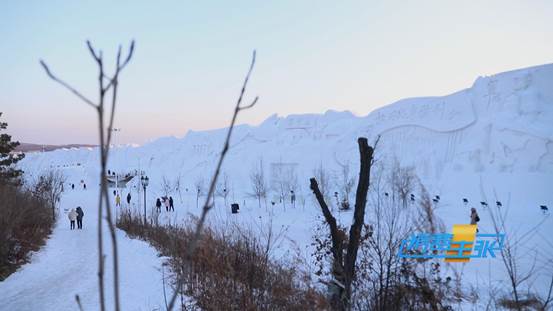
xmin=0 ymin=183 xmax=54 ymax=280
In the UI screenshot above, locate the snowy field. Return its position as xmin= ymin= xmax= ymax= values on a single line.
xmin=1 ymin=63 xmax=552 ymax=309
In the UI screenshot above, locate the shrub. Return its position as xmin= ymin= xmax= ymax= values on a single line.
xmin=0 ymin=183 xmax=54 ymax=280
xmin=117 ymin=209 xmax=328 ymax=310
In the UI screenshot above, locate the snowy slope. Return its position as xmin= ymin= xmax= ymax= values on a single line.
xmin=4 ymin=63 xmax=553 ymax=308
xmin=20 ymin=64 xmax=553 ymax=186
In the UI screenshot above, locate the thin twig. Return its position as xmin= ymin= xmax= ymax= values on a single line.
xmin=75 ymin=294 xmax=84 ymax=311
xmin=167 ymin=49 xmax=258 ymax=311
xmin=41 ymin=40 xmax=134 ymax=311
xmin=39 ymin=60 xmax=97 ymax=108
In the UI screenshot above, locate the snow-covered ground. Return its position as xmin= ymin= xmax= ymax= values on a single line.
xmin=0 ymin=186 xmax=167 ymax=310
xmin=2 ymin=63 xmax=552 ymax=309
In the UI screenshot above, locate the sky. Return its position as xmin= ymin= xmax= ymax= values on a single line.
xmin=1 ymin=1 xmax=553 ymax=145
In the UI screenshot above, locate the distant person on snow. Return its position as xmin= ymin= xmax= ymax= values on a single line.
xmin=72 ymin=184 xmax=75 ymax=190
xmin=68 ymin=208 xmax=77 ymax=230
xmin=127 ymin=193 xmax=131 ymax=206
xmin=169 ymin=196 xmax=174 ymax=211
xmin=115 ymin=194 xmax=121 ymax=207
xmin=156 ymin=198 xmax=162 ymax=212
xmin=470 ymin=207 xmax=480 ymax=232
xmin=83 ymin=183 xmax=87 ymax=190
xmin=76 ymin=207 xmax=84 ymax=229
xmin=164 ymin=197 xmax=170 ymax=212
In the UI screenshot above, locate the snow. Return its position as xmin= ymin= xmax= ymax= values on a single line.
xmin=0 ymin=187 xmax=167 ymax=310
xmin=2 ymin=63 xmax=553 ymax=308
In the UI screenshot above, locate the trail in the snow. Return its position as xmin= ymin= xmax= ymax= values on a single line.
xmin=0 ymin=185 xmax=166 ymax=311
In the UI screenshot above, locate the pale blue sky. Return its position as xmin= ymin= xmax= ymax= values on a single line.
xmin=2 ymin=1 xmax=552 ymax=145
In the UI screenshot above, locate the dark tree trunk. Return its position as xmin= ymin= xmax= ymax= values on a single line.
xmin=310 ymin=137 xmax=375 ymax=311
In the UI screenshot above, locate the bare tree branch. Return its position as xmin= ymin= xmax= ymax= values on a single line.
xmin=310 ymin=137 xmax=375 ymax=310
xmin=41 ymin=39 xmax=135 ymax=311
xmin=39 ymin=60 xmax=97 ymax=108
xmin=167 ymin=49 xmax=258 ymax=311
xmin=75 ymin=294 xmax=84 ymax=311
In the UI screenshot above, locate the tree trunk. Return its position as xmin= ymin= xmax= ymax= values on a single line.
xmin=310 ymin=137 xmax=375 ymax=310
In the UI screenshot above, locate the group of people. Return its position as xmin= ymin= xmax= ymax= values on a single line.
xmin=156 ymin=196 xmax=174 ymax=212
xmin=67 ymin=207 xmax=85 ymax=230
xmin=70 ymin=182 xmax=86 ymax=190
xmin=114 ymin=191 xmax=132 ymax=207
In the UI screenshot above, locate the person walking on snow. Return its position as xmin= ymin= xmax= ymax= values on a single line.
xmin=76 ymin=207 xmax=84 ymax=229
xmin=164 ymin=197 xmax=170 ymax=212
xmin=127 ymin=193 xmax=131 ymax=206
xmin=68 ymin=208 xmax=77 ymax=230
xmin=115 ymin=194 xmax=121 ymax=207
xmin=470 ymin=207 xmax=480 ymax=232
xmin=156 ymin=198 xmax=162 ymax=213
xmin=169 ymin=196 xmax=174 ymax=211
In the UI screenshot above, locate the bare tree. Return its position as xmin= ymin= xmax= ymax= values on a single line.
xmin=315 ymin=161 xmax=453 ymax=311
xmin=313 ymin=162 xmax=331 ymax=208
xmin=167 ymin=50 xmax=259 ymax=310
xmin=33 ymin=170 xmax=66 ymax=221
xmin=335 ymin=160 xmax=355 ymax=210
xmin=215 ymin=172 xmax=230 ymax=207
xmin=310 ymin=137 xmax=376 ymax=311
xmin=40 ymin=40 xmax=135 ymax=311
xmin=487 ymin=199 xmax=547 ymax=310
xmin=174 ymin=174 xmax=184 ymax=204
xmin=194 ymin=176 xmax=205 ymax=209
xmin=249 ymin=158 xmax=267 ymax=209
xmin=388 ymin=159 xmax=416 ymax=208
xmin=160 ymin=175 xmax=173 ymax=197
xmin=283 ymin=166 xmax=298 ymax=208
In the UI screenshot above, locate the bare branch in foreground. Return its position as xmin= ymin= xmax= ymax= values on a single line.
xmin=167 ymin=50 xmax=258 ymax=311
xmin=41 ymin=40 xmax=135 ymax=311
xmin=39 ymin=60 xmax=97 ymax=108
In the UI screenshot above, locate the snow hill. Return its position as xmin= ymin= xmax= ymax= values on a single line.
xmin=2 ymin=63 xmax=552 ymax=309
xmin=19 ymin=63 xmax=553 ymax=186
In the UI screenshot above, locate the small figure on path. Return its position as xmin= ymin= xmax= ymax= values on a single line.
xmin=470 ymin=207 xmax=480 ymax=232
xmin=169 ymin=196 xmax=174 ymax=211
xmin=83 ymin=183 xmax=87 ymax=190
xmin=127 ymin=193 xmax=131 ymax=206
xmin=156 ymin=198 xmax=162 ymax=212
xmin=115 ymin=194 xmax=121 ymax=207
xmin=76 ymin=207 xmax=84 ymax=229
xmin=68 ymin=208 xmax=77 ymax=230
xmin=71 ymin=184 xmax=75 ymax=190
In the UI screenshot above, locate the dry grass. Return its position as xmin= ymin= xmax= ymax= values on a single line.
xmin=117 ymin=209 xmax=328 ymax=311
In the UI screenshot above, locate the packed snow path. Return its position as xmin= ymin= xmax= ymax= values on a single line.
xmin=0 ymin=186 xmax=166 ymax=310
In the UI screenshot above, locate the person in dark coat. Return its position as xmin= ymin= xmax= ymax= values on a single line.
xmin=156 ymin=198 xmax=162 ymax=212
xmin=169 ymin=196 xmax=174 ymax=211
xmin=72 ymin=184 xmax=75 ymax=190
xmin=470 ymin=207 xmax=480 ymax=232
xmin=83 ymin=183 xmax=87 ymax=190
xmin=127 ymin=193 xmax=131 ymax=205
xmin=76 ymin=207 xmax=84 ymax=229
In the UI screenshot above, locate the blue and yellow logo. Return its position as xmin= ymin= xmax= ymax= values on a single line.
xmin=398 ymin=225 xmax=505 ymax=261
